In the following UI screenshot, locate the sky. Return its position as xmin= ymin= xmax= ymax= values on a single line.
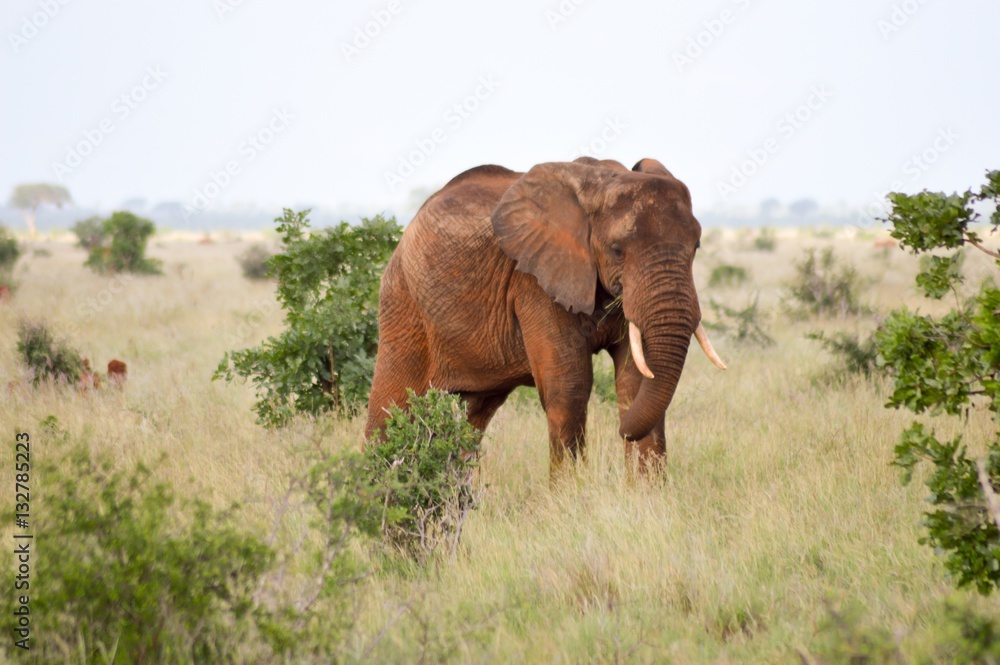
xmin=2 ymin=0 xmax=999 ymax=224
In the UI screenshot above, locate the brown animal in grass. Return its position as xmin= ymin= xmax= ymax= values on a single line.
xmin=873 ymin=238 xmax=898 ymax=249
xmin=107 ymin=359 xmax=127 ymax=387
xmin=366 ymin=157 xmax=727 ymax=474
xmin=78 ymin=359 xmax=101 ymax=391
xmin=0 ymin=285 xmax=10 ymax=302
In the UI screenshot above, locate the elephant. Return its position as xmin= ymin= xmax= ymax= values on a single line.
xmin=365 ymin=156 xmax=726 ymax=473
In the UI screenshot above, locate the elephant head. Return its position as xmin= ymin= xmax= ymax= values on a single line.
xmin=491 ymin=158 xmax=726 ymax=441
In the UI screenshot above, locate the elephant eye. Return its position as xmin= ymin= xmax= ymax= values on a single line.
xmin=610 ymin=243 xmax=624 ymax=259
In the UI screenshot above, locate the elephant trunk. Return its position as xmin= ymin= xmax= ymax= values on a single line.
xmin=618 ymin=260 xmax=700 ymax=441
xmin=618 ymin=322 xmax=693 ymax=440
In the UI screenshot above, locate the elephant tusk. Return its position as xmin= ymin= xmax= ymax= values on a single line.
xmin=629 ymin=322 xmax=655 ymax=379
xmin=695 ymin=323 xmax=727 ymax=370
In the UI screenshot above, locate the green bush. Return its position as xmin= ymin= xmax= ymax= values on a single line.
xmin=237 ymin=242 xmax=274 ymax=280
xmin=804 ymin=599 xmax=1000 ymax=664
xmin=753 ymin=227 xmax=777 ymax=251
xmin=786 ymin=248 xmax=868 ymax=317
xmin=366 ymin=389 xmax=482 ymax=559
xmin=214 ymin=209 xmax=402 ymax=426
xmin=877 ymin=170 xmax=1000 ymax=595
xmin=16 ymin=320 xmax=85 ymax=385
xmin=806 ymin=330 xmax=880 ymax=379
xmin=704 ymin=296 xmax=774 ymax=348
xmin=71 ymin=215 xmax=106 ymax=251
xmin=0 ymin=417 xmax=275 ymax=663
xmin=592 ymin=353 xmax=617 ymax=404
xmin=84 ymin=211 xmax=162 ymax=274
xmin=0 ymin=224 xmax=20 ymax=276
xmin=708 ymin=263 xmax=749 ymax=288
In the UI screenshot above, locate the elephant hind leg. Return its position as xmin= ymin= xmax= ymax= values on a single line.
xmin=364 ymin=281 xmax=432 ymax=441
xmin=365 ymin=343 xmax=431 ymax=440
xmin=460 ymin=389 xmax=513 ymax=432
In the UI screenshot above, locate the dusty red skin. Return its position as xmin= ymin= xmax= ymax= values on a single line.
xmin=366 ymin=157 xmax=712 ymax=475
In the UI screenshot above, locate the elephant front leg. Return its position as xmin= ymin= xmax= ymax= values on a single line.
xmin=609 ymin=342 xmax=666 ymax=473
xmin=523 ymin=331 xmax=593 ymax=477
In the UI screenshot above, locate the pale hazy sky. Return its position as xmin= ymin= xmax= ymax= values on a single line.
xmin=3 ymin=0 xmax=998 ymax=220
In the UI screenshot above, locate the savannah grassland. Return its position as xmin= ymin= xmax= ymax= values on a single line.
xmin=1 ymin=227 xmax=998 ymax=663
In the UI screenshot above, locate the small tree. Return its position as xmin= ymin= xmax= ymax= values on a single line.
xmin=85 ymin=211 xmax=162 ymax=274
xmin=214 ymin=209 xmax=401 ymax=426
xmin=71 ymin=215 xmax=107 ymax=251
xmin=0 ymin=224 xmax=20 ymax=282
xmin=877 ymin=170 xmax=1000 ymax=594
xmin=9 ymin=183 xmax=72 ymax=239
xmin=237 ymin=243 xmax=274 ymax=280
xmin=786 ymin=248 xmax=868 ymax=318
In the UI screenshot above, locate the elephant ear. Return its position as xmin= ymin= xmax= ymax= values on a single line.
xmin=492 ymin=162 xmax=607 ymax=315
xmin=633 ymin=158 xmax=676 ymax=179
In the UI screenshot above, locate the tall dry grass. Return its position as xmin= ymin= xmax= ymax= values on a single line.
xmin=0 ymin=230 xmax=997 ymax=663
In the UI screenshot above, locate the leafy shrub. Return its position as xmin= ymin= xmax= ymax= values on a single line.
xmin=708 ymin=263 xmax=749 ymax=288
xmin=215 ymin=209 xmax=402 ymax=427
xmin=786 ymin=248 xmax=868 ymax=317
xmin=877 ymin=170 xmax=1000 ymax=595
xmin=16 ymin=319 xmax=85 ymax=385
xmin=753 ymin=227 xmax=777 ymax=251
xmin=592 ymin=353 xmax=617 ymax=404
xmin=806 ymin=330 xmax=880 ymax=378
xmin=366 ymin=389 xmax=482 ymax=559
xmin=802 ymin=603 xmax=901 ymax=664
xmin=804 ymin=599 xmax=1000 ymax=664
xmin=916 ymin=248 xmax=966 ymax=299
xmin=0 ymin=417 xmax=275 ymax=663
xmin=704 ymin=296 xmax=774 ymax=348
xmin=0 ymin=224 xmax=20 ymax=275
xmin=71 ymin=215 xmax=106 ymax=251
xmin=84 ymin=211 xmax=163 ymax=274
xmin=255 ymin=436 xmax=383 ymax=658
xmin=237 ymin=242 xmax=274 ymax=280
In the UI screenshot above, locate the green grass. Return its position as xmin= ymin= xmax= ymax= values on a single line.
xmin=0 ymin=233 xmax=998 ymax=662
